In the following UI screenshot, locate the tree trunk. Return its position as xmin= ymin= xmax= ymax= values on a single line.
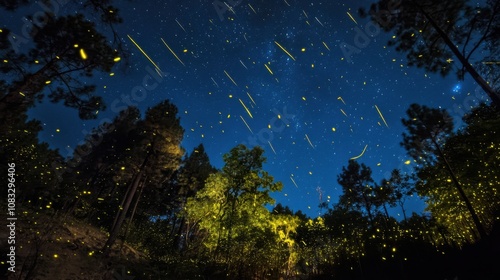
xmin=417 ymin=4 xmax=500 ymax=109
xmin=119 ymin=175 xmax=146 ymax=255
xmin=433 ymin=140 xmax=488 ymax=240
xmin=399 ymin=201 xmax=408 ymax=222
xmin=102 ymin=171 xmax=143 ymax=256
xmin=103 ymin=151 xmax=152 ymax=256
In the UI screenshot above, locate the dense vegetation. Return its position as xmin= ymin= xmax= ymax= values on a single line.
xmin=1 ymin=0 xmax=499 ymax=279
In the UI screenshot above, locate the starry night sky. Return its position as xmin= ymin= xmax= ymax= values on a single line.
xmin=7 ymin=0 xmax=488 ymax=217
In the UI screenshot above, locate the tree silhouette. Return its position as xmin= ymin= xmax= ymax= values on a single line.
xmin=416 ymin=103 xmax=500 ymax=242
xmin=337 ymin=160 xmax=377 ymax=226
xmin=361 ymin=0 xmax=500 ymax=108
xmin=401 ymin=103 xmax=487 ymax=239
xmin=103 ymin=100 xmax=184 ymax=256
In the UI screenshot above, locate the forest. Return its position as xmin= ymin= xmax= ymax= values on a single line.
xmin=1 ymin=0 xmax=500 ymax=279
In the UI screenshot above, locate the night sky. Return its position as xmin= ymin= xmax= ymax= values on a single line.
xmin=7 ymin=0 xmax=488 ymax=217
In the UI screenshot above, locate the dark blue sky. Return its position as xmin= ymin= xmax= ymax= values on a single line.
xmin=6 ymin=0 xmax=487 ymax=217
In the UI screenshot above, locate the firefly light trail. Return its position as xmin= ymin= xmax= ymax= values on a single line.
xmin=274 ymin=41 xmax=296 ymax=61
xmin=264 ymin=64 xmax=274 ymax=75
xmin=240 ymin=115 xmax=253 ymax=133
xmin=224 ymin=70 xmax=238 ymax=86
xmin=374 ymin=105 xmax=389 ymax=128
xmin=247 ymin=92 xmax=257 ymax=105
xmin=161 ymin=38 xmax=185 ymax=66
xmin=239 ymin=99 xmax=253 ymax=118
xmin=268 ymin=141 xmax=277 ymax=155
xmin=350 ymin=144 xmax=368 ymax=160
xmin=127 ymin=35 xmax=162 ymax=72
xmin=305 ymin=134 xmax=315 ymax=149
xmin=347 ymin=11 xmax=358 ymax=25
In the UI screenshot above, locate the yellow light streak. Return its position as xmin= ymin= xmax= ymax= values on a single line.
xmin=175 ymin=19 xmax=187 ymax=33
xmin=315 ymin=17 xmax=325 ymax=27
xmin=305 ymin=134 xmax=315 ymax=149
xmin=224 ymin=70 xmax=238 ymax=86
xmin=247 ymin=92 xmax=257 ymax=105
xmin=239 ymin=98 xmax=253 ymax=118
xmin=211 ymin=77 xmax=219 ymax=87
xmin=161 ymin=38 xmax=185 ymax=66
xmin=350 ymin=144 xmax=368 ymax=160
xmin=374 ymin=105 xmax=389 ymax=128
xmin=248 ymin=3 xmax=257 ymax=14
xmin=268 ymin=141 xmax=277 ymax=155
xmin=322 ymin=41 xmax=330 ymax=51
xmin=264 ymin=63 xmax=274 ymax=75
xmin=337 ymin=96 xmax=346 ymax=105
xmin=240 ymin=115 xmax=253 ymax=133
xmin=347 ymin=11 xmax=358 ymax=25
xmin=274 ymin=41 xmax=296 ymax=61
xmin=127 ymin=35 xmax=162 ymax=72
xmin=340 ymin=108 xmax=348 ymax=117
xmin=239 ymin=59 xmax=248 ymax=69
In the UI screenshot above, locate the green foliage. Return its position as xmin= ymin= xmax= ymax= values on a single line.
xmin=185 ymin=145 xmax=299 ymax=278
xmin=416 ymin=103 xmax=500 ymax=243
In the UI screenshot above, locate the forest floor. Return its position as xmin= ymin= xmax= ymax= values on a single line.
xmin=1 ymin=207 xmax=156 ymax=280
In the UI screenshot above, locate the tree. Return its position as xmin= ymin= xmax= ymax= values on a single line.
xmin=0 ymin=0 xmax=125 ymax=121
xmin=0 ymin=110 xmax=61 ymax=206
xmin=0 ymin=15 xmax=119 ymax=120
xmin=361 ymin=0 xmax=500 ymax=108
xmin=337 ymin=160 xmax=377 ymax=226
xmin=103 ymin=100 xmax=184 ymax=256
xmin=383 ymin=169 xmax=415 ymax=221
xmin=401 ymin=103 xmax=487 ymax=240
xmin=167 ymin=144 xmax=216 ymax=251
xmin=416 ymin=103 xmax=500 ymax=243
xmin=185 ymin=145 xmax=286 ymax=278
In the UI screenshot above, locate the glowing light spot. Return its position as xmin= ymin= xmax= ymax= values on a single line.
xmin=404 ymin=160 xmax=411 ymax=165
xmin=332 ymin=127 xmax=336 ymax=132
xmin=56 ymin=129 xmax=60 ymax=133
xmin=53 ymin=254 xmax=58 ymax=258
xmin=113 ymin=57 xmax=121 ymax=62
xmin=80 ymin=48 xmax=87 ymax=60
